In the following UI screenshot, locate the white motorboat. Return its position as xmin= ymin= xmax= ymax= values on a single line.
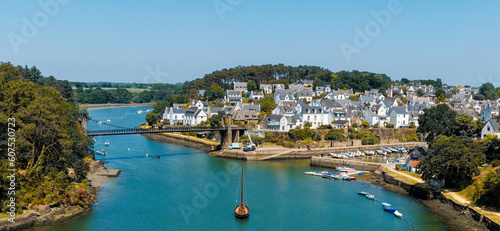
xmin=136 ymin=110 xmax=143 ymax=114
xmin=366 ymin=194 xmax=375 ymax=200
xmin=105 ymin=140 xmax=109 ymax=146
xmin=107 ymin=119 xmax=111 ymax=123
xmin=394 ymin=210 xmax=403 ymax=218
xmin=335 ymin=167 xmax=356 ymax=172
xmin=95 ymin=149 xmax=106 ymax=156
xmin=381 ymin=202 xmax=392 ymax=207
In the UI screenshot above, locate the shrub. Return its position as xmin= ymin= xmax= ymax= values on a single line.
xmin=492 ymin=160 xmax=500 ymax=167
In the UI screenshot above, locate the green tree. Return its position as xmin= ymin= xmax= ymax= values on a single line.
xmin=247 ymin=80 xmax=257 ymax=92
xmin=416 ymin=89 xmax=424 ymax=97
xmin=204 ymin=84 xmax=225 ymax=101
xmin=401 ymin=78 xmax=410 ymax=84
xmin=260 ymin=96 xmax=276 ymax=114
xmin=418 ymin=135 xmax=484 ymax=189
xmin=362 ymin=120 xmax=369 ymax=128
xmin=417 ymin=104 xmax=457 ymax=142
xmin=481 ymin=134 xmax=500 ymax=162
xmin=145 ymin=111 xmax=161 ymax=125
xmin=435 ymin=78 xmax=443 ymax=89
xmin=479 ymin=82 xmax=497 ymax=100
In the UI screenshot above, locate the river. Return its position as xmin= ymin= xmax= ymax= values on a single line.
xmin=38 ymin=106 xmax=446 ymax=230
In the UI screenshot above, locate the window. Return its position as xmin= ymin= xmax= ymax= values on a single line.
xmin=175 ymin=115 xmax=177 ymax=120
xmin=488 ymin=126 xmax=491 ymax=132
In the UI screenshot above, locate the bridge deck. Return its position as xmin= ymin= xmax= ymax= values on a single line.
xmin=87 ymin=126 xmax=244 ymax=136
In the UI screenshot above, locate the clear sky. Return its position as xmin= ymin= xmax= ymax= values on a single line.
xmin=1 ymin=0 xmax=499 ymax=87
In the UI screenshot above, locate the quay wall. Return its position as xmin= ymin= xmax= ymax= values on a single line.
xmin=142 ymin=133 xmax=219 ymax=152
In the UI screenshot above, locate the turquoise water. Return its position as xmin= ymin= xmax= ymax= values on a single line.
xmin=39 ymin=106 xmax=446 ymax=231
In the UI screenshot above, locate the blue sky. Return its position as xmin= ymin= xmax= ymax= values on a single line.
xmin=1 ymin=0 xmax=499 ymax=87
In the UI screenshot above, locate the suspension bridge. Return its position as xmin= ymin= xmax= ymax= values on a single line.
xmin=79 ymin=116 xmax=244 ymax=148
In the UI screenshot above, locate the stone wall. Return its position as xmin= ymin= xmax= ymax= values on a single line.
xmin=143 ymin=133 xmax=219 ymax=152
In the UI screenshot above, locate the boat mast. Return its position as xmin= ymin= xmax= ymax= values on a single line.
xmin=240 ymin=162 xmax=244 ymax=205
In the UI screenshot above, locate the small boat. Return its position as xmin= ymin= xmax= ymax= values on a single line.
xmin=394 ymin=210 xmax=403 ymax=218
xmin=384 ymin=207 xmax=397 ymax=212
xmin=304 ymin=171 xmax=316 ymax=175
xmin=235 ymin=162 xmax=250 ymax=219
xmin=381 ymin=202 xmax=392 ymax=207
xmin=105 ymin=140 xmax=109 ymax=146
xmin=333 ymin=175 xmax=342 ymax=180
xmin=366 ymin=194 xmax=375 ymax=200
xmin=98 ymin=121 xmax=103 ymax=124
xmin=336 ymin=167 xmax=356 ymax=172
xmin=343 ymin=177 xmax=351 ymax=181
xmin=152 ymin=138 xmax=157 ymax=140
xmin=358 ymin=191 xmax=368 ymax=196
xmin=136 ymin=110 xmax=143 ymax=114
xmin=349 ymin=176 xmax=356 ymax=180
xmin=151 ymin=155 xmax=160 ymax=159
xmin=329 ymin=153 xmax=342 ymax=159
xmin=358 ymin=171 xmax=365 ymax=175
xmin=95 ymin=149 xmax=106 ymax=156
xmin=107 ymin=119 xmax=111 ymax=123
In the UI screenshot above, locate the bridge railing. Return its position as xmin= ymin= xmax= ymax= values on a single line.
xmin=86 ymin=126 xmax=244 ymax=136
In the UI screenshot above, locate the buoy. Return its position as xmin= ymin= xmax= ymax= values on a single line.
xmin=146 ymin=154 xmax=149 ymax=157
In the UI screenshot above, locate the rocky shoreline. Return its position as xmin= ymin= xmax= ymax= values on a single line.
xmin=356 ymin=171 xmax=493 ymax=231
xmin=0 ymin=159 xmax=120 ymax=231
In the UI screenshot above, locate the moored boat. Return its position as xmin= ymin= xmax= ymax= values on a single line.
xmin=384 ymin=206 xmax=397 ymax=212
xmin=381 ymin=202 xmax=392 ymax=207
xmin=358 ymin=191 xmax=368 ymax=195
xmin=394 ymin=210 xmax=403 ymax=218
xmin=105 ymin=140 xmax=109 ymax=146
xmin=335 ymin=167 xmax=356 ymax=172
xmin=235 ymin=162 xmax=250 ymax=219
xmin=95 ymin=149 xmax=106 ymax=156
xmin=366 ymin=194 xmax=375 ymax=200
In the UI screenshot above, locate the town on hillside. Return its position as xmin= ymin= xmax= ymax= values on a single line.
xmin=162 ymin=80 xmax=499 ymax=140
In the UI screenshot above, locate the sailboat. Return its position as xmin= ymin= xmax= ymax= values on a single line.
xmin=234 ymin=162 xmax=249 ymax=219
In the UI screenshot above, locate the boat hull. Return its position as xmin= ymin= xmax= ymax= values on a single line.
xmin=234 ymin=205 xmax=250 ymax=219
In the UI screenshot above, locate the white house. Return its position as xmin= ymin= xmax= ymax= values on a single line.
xmin=274 ymin=89 xmax=295 ymax=104
xmin=297 ymin=90 xmax=313 ymax=102
xmin=260 ymin=84 xmax=273 ymax=94
xmin=234 ymin=82 xmax=248 ymax=93
xmin=300 ymin=105 xmax=330 ymax=129
xmin=167 ymin=108 xmax=187 ymax=125
xmin=273 ymin=84 xmax=285 ymax=91
xmin=266 ymin=114 xmax=289 ymax=132
xmin=225 ymin=90 xmax=242 ymax=105
xmin=249 ymin=91 xmax=264 ymax=101
xmin=481 ymin=119 xmax=500 ymax=139
xmin=183 ymin=108 xmax=207 ymax=126
xmin=481 ymin=103 xmax=492 ymax=121
xmin=389 ymin=107 xmax=410 ymax=128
